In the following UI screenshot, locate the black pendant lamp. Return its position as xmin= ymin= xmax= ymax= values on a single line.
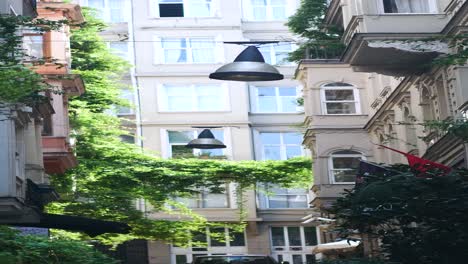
xmin=186 ymin=129 xmax=226 ymax=149
xmin=209 ymin=46 xmax=284 ymax=82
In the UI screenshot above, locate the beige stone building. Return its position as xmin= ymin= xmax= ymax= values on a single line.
xmin=78 ymin=0 xmax=321 ymax=263
xmin=296 ymin=0 xmax=468 ymax=247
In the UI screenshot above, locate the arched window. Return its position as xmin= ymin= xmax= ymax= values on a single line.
xmin=320 ymin=83 xmax=360 ymax=115
xmin=329 ymin=150 xmax=364 ymax=184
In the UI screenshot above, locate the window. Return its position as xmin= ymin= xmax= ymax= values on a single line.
xmin=243 ymin=0 xmax=291 ymax=21
xmin=167 ymin=130 xmax=225 ymax=158
xmin=161 ymin=38 xmax=215 ymax=63
xmin=321 ymin=82 xmax=360 ymax=115
xmin=259 ymin=43 xmax=294 ymax=65
xmin=110 ymin=41 xmax=129 ymax=60
xmin=271 ymin=226 xmax=317 ymax=247
xmin=116 ymin=89 xmax=134 ymax=115
xmin=329 ymin=150 xmax=363 ymax=183
xmin=381 ymin=0 xmax=436 ymax=13
xmin=175 ymin=186 xmax=229 ymax=208
xmin=158 ymin=0 xmax=214 ymax=17
xmin=259 ymin=132 xmax=303 ymax=160
xmin=159 ymin=84 xmax=227 ymax=112
xmin=259 ymin=185 xmax=309 ymax=209
xmin=23 ymin=34 xmax=43 ymax=59
xmin=87 ymin=0 xmax=128 ymax=22
xmin=251 ymin=86 xmax=299 ymax=113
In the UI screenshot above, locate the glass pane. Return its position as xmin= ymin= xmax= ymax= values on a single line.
xmin=264 ymin=146 xmax=281 ymax=160
xmin=88 ymin=0 xmax=104 ymax=8
xmin=287 ymin=195 xmax=308 ymax=208
xmin=210 ymin=227 xmax=226 ymax=247
xmin=304 ymin=227 xmax=318 ymax=246
xmin=287 ymin=227 xmax=301 ymax=246
xmin=271 ymin=227 xmax=285 ymax=246
xmin=258 ymin=96 xmax=277 ymax=112
xmin=268 ymin=195 xmax=287 ymax=208
xmin=332 ymin=157 xmax=361 ymax=169
xmin=271 ymin=0 xmax=285 ymax=4
xmin=252 ymin=0 xmax=267 ymax=5
xmin=283 ymin=133 xmax=302 ymax=144
xmin=192 ymin=48 xmax=215 ymax=63
xmin=160 ymin=0 xmax=183 ymax=2
xmin=23 ymin=35 xmax=43 ymax=59
xmin=278 ymin=87 xmax=296 ymax=96
xmin=196 ymin=85 xmax=219 ymax=95
xmin=175 ymin=196 xmax=199 ymax=208
xmin=259 ymin=47 xmax=272 ymax=64
xmin=260 ymin=133 xmax=281 ymax=144
xmin=326 ymin=102 xmax=357 ymax=114
xmin=271 ymin=6 xmax=286 ymax=20
xmin=203 ymin=193 xmax=228 ymax=208
xmin=176 ymin=255 xmax=187 ymax=264
xmin=190 ymin=38 xmax=215 ymax=48
xmin=333 ymin=169 xmax=357 ymax=183
xmin=172 ymin=145 xmax=195 ymax=158
xmin=325 ymin=89 xmax=355 ymax=101
xmin=165 ymin=49 xmax=187 ymax=63
xmin=306 ymin=255 xmax=316 ymax=264
xmin=258 ymin=87 xmax=276 ymax=96
xmin=187 ymin=0 xmax=212 ymax=17
xmin=292 ymin=255 xmax=303 ymax=264
xmin=168 ymin=96 xmax=193 ymax=111
xmin=162 ymin=38 xmax=186 ymax=48
xmin=198 ymin=96 xmax=223 ymax=111
xmin=280 ymin=97 xmax=297 ymax=112
xmin=253 ymin=6 xmax=267 ymax=20
xmin=229 ymin=229 xmax=246 ymax=246
xmin=168 ymin=131 xmax=194 ymax=143
xmin=286 ymin=146 xmax=302 ymax=159
xmin=200 ymin=148 xmax=223 ymax=156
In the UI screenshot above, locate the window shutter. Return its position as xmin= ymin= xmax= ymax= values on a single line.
xmin=241 ymin=0 xmax=253 ymax=21
xmin=214 ymin=34 xmax=225 ymax=63
xmin=152 ymin=36 xmax=163 ymax=64
xmin=149 ymin=0 xmax=160 ymax=18
xmin=156 ymin=83 xmax=167 ymax=111
xmin=211 ymin=0 xmax=221 ymax=17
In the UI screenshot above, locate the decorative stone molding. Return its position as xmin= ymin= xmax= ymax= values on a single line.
xmin=368 ymin=40 xmax=449 ymax=54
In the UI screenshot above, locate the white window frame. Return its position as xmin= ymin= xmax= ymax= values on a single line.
xmin=85 ymin=0 xmax=130 ymax=23
xmin=269 ymin=226 xmax=318 ymax=263
xmin=158 ymin=84 xmax=229 ymax=112
xmin=320 ymin=83 xmax=361 ymax=115
xmin=328 ymin=151 xmax=365 ymax=184
xmin=109 ymin=41 xmax=129 ymax=61
xmin=242 ymin=0 xmax=296 ymax=21
xmin=257 ymin=132 xmax=304 ymax=161
xmin=116 ymin=88 xmax=134 ymax=115
xmin=377 ymin=0 xmax=438 ymax=14
xmin=160 ymin=37 xmax=215 ymax=64
xmin=250 ymin=86 xmax=302 ymax=113
xmin=23 ymin=32 xmax=44 ymax=60
xmin=259 ymin=43 xmax=296 ymax=66
xmin=164 ymin=129 xmax=229 ymax=158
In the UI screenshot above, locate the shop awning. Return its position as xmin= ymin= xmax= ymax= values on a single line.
xmin=313 ymin=240 xmax=360 ymax=254
xmin=12 ymin=213 xmax=131 ymax=237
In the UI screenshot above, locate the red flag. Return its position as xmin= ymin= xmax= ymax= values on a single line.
xmin=378 ymin=145 xmax=451 ymax=177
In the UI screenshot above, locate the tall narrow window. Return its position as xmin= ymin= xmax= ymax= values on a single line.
xmin=329 ymin=150 xmax=363 ymax=183
xmin=23 ymin=35 xmax=44 ymax=59
xmin=158 ymin=0 xmax=213 ymax=17
xmin=247 ymin=0 xmax=287 ymax=21
xmin=321 ymin=83 xmax=360 ymax=115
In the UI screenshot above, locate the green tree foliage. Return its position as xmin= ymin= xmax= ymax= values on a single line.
xmin=333 ymin=166 xmax=468 ymax=264
xmin=287 ymin=0 xmax=344 ymax=61
xmin=0 ymin=226 xmax=117 ymax=264
xmin=48 ymin=8 xmax=312 ymax=245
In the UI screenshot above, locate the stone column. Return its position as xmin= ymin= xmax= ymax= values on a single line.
xmin=0 ymin=107 xmax=17 ymax=197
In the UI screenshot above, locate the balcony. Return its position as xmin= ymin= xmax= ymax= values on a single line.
xmin=342 ymin=13 xmax=450 ymax=76
xmin=42 ymin=136 xmax=77 ymax=174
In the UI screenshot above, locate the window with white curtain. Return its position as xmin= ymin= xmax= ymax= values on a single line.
xmin=381 ymin=0 xmax=435 ymax=13
xmin=158 ymin=0 xmax=213 ymax=17
xmin=161 ymin=38 xmax=215 ymax=63
xmin=259 ymin=43 xmax=294 ymax=65
xmin=320 ymin=82 xmax=360 ymax=115
xmin=329 ymin=150 xmax=363 ymax=183
xmin=159 ymin=84 xmax=227 ymax=111
xmin=87 ymin=0 xmax=129 ymax=22
xmin=259 ymin=132 xmax=303 ymax=160
xmin=167 ymin=130 xmax=225 ymax=158
xmin=23 ymin=35 xmax=44 ymax=59
xmin=245 ymin=0 xmax=288 ymax=21
xmin=260 ymin=185 xmax=309 ymax=208
xmin=251 ymin=86 xmax=299 ymax=113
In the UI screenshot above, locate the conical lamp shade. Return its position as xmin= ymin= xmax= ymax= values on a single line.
xmin=186 ymin=129 xmax=227 ymax=149
xmin=209 ymin=46 xmax=284 ymax=82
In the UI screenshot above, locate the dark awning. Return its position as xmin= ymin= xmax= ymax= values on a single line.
xmin=12 ymin=213 xmax=131 ymax=237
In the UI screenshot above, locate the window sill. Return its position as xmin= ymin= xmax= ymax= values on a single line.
xmin=250 ymin=112 xmax=304 ymax=115
xmin=158 ymin=110 xmax=231 ymax=114
xmin=150 ymin=16 xmax=222 ymax=20
xmin=316 ymin=114 xmax=367 ymax=116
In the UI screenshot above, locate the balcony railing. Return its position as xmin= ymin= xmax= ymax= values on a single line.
xmin=304 ymin=45 xmax=344 ymax=60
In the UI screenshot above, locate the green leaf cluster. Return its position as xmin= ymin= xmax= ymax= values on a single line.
xmin=0 ymin=226 xmax=117 ymax=264
xmin=49 ymin=8 xmax=312 ymax=245
xmin=333 ymin=166 xmax=468 ymax=264
xmin=287 ymin=0 xmax=344 ymax=62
